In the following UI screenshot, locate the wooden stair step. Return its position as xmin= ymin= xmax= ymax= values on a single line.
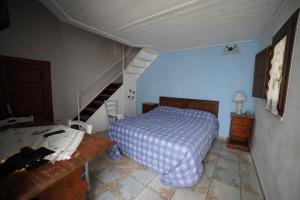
xmin=96 ymin=95 xmax=110 ymax=101
xmin=85 ymin=107 xmax=98 ymax=113
xmin=102 ymin=88 xmax=117 ymax=95
xmin=107 ymin=83 xmax=122 ymax=89
xmin=79 ymin=114 xmax=90 ymax=122
xmin=99 ymin=94 xmax=111 ymax=97
xmin=73 ymin=83 xmax=122 ymax=120
xmin=91 ymin=100 xmax=103 ymax=106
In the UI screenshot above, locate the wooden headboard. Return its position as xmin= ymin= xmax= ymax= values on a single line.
xmin=159 ymin=96 xmax=219 ymax=117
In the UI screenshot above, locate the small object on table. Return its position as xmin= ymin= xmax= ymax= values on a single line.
xmin=227 ymin=112 xmax=254 ymax=152
xmin=43 ymin=130 xmax=66 ymax=137
xmin=0 ymin=147 xmax=54 ymax=176
xmin=142 ymin=102 xmax=158 ymax=113
xmin=32 ymin=128 xmax=52 ymax=135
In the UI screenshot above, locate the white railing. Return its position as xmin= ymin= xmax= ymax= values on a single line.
xmin=76 ymin=47 xmax=134 ymax=120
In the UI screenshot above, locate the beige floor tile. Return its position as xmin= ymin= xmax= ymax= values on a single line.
xmin=221 ymin=144 xmax=241 ymax=154
xmin=129 ymin=166 xmax=157 ymax=185
xmin=211 ymin=139 xmax=222 ymax=149
xmin=96 ymin=191 xmax=118 ymax=200
xmin=89 ymin=155 xmax=110 ymax=175
xmin=108 ymin=155 xmax=141 ymax=169
xmin=207 ymin=179 xmax=241 ymax=200
xmin=96 ymin=168 xmax=124 ymax=183
xmin=89 ymin=140 xmax=265 ymax=200
xmin=239 ymin=152 xmax=253 ymax=165
xmin=190 ymin=176 xmax=211 ymax=194
xmin=148 ymin=176 xmax=176 ymax=200
xmin=112 ymin=176 xmax=145 ymax=200
xmin=219 ymin=150 xmax=239 ymax=162
xmin=210 ymin=144 xmax=221 ymax=154
xmin=216 ymin=157 xmax=239 ymax=172
xmin=203 ymin=160 xmax=216 ymax=178
xmin=135 ymin=188 xmax=165 ymax=200
xmin=241 ymin=190 xmax=263 ymax=200
xmin=204 ymin=151 xmax=219 ymax=163
xmin=240 ymin=162 xmax=256 ymax=176
xmin=241 ymin=173 xmax=262 ymax=196
xmin=87 ymin=176 xmax=107 ymax=200
xmin=96 ymin=167 xmax=127 ymax=192
xmin=171 ymin=189 xmax=206 ymax=200
xmin=213 ymin=166 xmax=240 ymax=188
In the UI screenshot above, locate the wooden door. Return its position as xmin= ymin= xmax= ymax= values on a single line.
xmin=0 ymin=56 xmax=54 ymax=122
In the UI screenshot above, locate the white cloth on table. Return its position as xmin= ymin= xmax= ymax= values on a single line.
xmin=0 ymin=125 xmax=85 ymax=163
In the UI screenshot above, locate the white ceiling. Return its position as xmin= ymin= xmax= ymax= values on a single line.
xmin=39 ymin=0 xmax=282 ymax=52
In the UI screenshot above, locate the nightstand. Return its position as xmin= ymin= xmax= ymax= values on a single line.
xmin=227 ymin=112 xmax=255 ymax=152
xmin=142 ymin=102 xmax=158 ymax=113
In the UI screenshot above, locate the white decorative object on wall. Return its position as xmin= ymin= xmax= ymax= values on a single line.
xmin=265 ymin=36 xmax=287 ymax=115
xmin=233 ymin=91 xmax=246 ymax=114
xmin=224 ymin=45 xmax=239 ymax=55
xmin=127 ymin=89 xmax=135 ymax=100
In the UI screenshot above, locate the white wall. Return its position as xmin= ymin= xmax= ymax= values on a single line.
xmin=124 ymin=73 xmax=139 ymax=117
xmin=251 ymin=1 xmax=300 ymax=200
xmin=0 ymin=0 xmax=127 ymax=124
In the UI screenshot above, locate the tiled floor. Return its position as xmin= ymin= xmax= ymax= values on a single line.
xmin=88 ymin=136 xmax=264 ymax=200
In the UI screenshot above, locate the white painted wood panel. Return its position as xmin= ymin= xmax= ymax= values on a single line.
xmin=40 ymin=0 xmax=282 ymax=52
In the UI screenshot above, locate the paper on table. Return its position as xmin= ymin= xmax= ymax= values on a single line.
xmin=0 ymin=125 xmax=85 ymax=163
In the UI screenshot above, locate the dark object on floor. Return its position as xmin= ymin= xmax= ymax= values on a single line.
xmin=0 ymin=147 xmax=54 ymax=176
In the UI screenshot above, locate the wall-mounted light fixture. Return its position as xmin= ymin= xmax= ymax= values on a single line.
xmin=224 ymin=45 xmax=239 ymax=55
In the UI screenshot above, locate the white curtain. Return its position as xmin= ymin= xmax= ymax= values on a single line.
xmin=265 ymin=36 xmax=287 ymax=115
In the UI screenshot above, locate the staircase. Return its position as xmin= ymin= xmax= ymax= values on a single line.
xmin=75 ymin=83 xmax=122 ymax=122
xmin=123 ymin=48 xmax=159 ymax=117
xmin=75 ymin=48 xmax=159 ymax=131
xmin=124 ymin=49 xmax=159 ymax=75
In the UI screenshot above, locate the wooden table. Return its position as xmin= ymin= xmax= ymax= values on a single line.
xmin=0 ymin=134 xmax=113 ymax=200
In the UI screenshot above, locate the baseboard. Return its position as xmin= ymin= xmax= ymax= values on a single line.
xmin=249 ymin=145 xmax=268 ymax=200
xmin=217 ymin=135 xmax=227 ymax=142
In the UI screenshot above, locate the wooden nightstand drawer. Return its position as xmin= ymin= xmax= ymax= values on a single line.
xmin=232 ymin=117 xmax=252 ymax=126
xmin=230 ymin=124 xmax=251 ymax=138
xmin=228 ymin=113 xmax=254 ymax=152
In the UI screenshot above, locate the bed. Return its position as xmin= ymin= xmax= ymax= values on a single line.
xmin=108 ymin=97 xmax=219 ymax=187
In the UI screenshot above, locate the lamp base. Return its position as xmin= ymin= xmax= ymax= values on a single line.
xmin=236 ymin=102 xmax=243 ymax=115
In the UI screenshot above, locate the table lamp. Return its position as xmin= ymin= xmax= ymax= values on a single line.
xmin=233 ymin=91 xmax=246 ymax=114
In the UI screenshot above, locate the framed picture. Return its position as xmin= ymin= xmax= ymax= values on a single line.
xmin=0 ymin=0 xmax=10 ymax=31
xmin=265 ymin=8 xmax=299 ymax=116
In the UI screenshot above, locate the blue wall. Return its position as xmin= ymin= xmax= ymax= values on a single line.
xmin=136 ymin=41 xmax=259 ymax=136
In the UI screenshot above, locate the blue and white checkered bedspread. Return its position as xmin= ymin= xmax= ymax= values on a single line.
xmin=108 ymin=106 xmax=218 ymax=187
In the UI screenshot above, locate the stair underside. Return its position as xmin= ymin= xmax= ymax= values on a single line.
xmin=75 ymin=83 xmax=122 ymax=122
xmin=73 ymin=48 xmax=158 ymax=123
